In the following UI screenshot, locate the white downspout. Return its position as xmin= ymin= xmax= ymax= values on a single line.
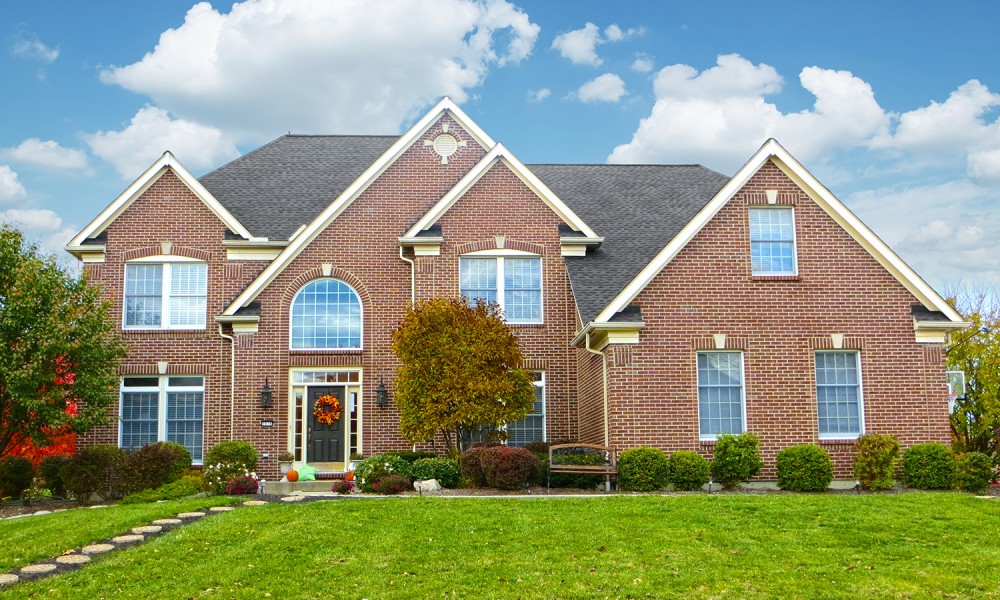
xmin=585 ymin=332 xmax=610 ymax=447
xmin=218 ymin=323 xmax=236 ymax=439
xmin=398 ymin=246 xmax=415 ymax=304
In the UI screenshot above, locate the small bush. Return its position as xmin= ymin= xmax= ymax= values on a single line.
xmin=204 ymin=463 xmax=256 ymax=495
xmin=0 ymin=456 xmax=35 ymax=499
xmin=668 ymin=451 xmax=710 ymax=491
xmin=709 ymin=434 xmax=763 ymax=489
xmin=548 ymin=449 xmax=609 ymax=489
xmin=460 ymin=446 xmax=493 ymax=487
xmin=179 ymin=468 xmax=205 ymax=491
xmin=853 ymin=434 xmax=900 ymax=491
xmin=903 ymin=443 xmax=955 ymax=490
xmin=120 ymin=479 xmax=201 ymax=504
xmin=480 ymin=446 xmax=540 ymax=490
xmin=205 ymin=441 xmax=258 ymax=472
xmin=355 ymin=454 xmax=413 ymax=493
xmin=64 ymin=445 xmax=128 ymax=502
xmin=618 ymin=447 xmax=669 ymax=491
xmin=954 ymin=452 xmax=993 ymax=493
xmin=332 ymin=479 xmax=355 ymax=495
xmin=372 ymin=474 xmax=410 ymax=495
xmin=225 ymin=475 xmax=260 ymax=495
xmin=127 ymin=441 xmax=192 ymax=493
xmin=523 ymin=441 xmax=550 ymax=457
xmin=396 ymin=451 xmax=437 ymax=463
xmin=776 ymin=445 xmax=834 ymax=492
xmin=39 ymin=455 xmax=71 ymax=498
xmin=411 ymin=457 xmax=461 ymax=488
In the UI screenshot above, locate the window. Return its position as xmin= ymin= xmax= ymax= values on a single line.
xmin=815 ymin=351 xmax=863 ymax=438
xmin=120 ymin=376 xmax=204 ymax=463
xmin=290 ymin=279 xmax=362 ymax=349
xmin=697 ymin=352 xmax=745 ymax=439
xmin=749 ymin=207 xmax=796 ymax=275
xmin=459 ymin=255 xmax=542 ymax=324
xmin=124 ymin=262 xmax=207 ymax=329
xmin=507 ymin=372 xmax=545 ymax=446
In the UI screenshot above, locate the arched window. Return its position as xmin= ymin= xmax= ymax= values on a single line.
xmin=290 ymin=279 xmax=362 ymax=349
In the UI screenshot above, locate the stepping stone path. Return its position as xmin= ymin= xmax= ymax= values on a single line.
xmin=280 ymin=495 xmax=305 ymax=502
xmin=0 ymin=499 xmax=275 ymax=589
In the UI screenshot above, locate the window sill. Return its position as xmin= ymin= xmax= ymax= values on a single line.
xmin=289 ymin=348 xmax=363 ymax=354
xmin=818 ymin=437 xmax=860 ymax=446
xmin=750 ymin=275 xmax=800 ymax=281
xmin=122 ymin=327 xmax=207 ymax=333
xmin=507 ymin=322 xmax=544 ymax=328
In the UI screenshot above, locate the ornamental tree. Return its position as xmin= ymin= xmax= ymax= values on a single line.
xmin=391 ymin=296 xmax=535 ymax=455
xmin=0 ymin=224 xmax=126 ymax=459
xmin=947 ymin=289 xmax=1000 ymax=459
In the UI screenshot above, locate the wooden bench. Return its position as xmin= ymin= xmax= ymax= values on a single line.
xmin=547 ymin=443 xmax=618 ymax=492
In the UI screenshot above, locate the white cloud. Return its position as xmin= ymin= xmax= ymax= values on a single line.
xmin=2 ymin=139 xmax=89 ymax=172
xmin=552 ymin=22 xmax=642 ymax=67
xmin=1 ymin=208 xmax=78 ymax=259
xmin=0 ymin=166 xmax=27 ymax=204
xmin=86 ymin=106 xmax=240 ymax=179
xmin=603 ymin=24 xmax=643 ymax=42
xmin=968 ymin=148 xmax=1000 ymax=183
xmin=577 ymin=73 xmax=626 ymax=103
xmin=631 ymin=54 xmax=654 ymax=73
xmin=527 ymin=88 xmax=551 ymax=103
xmin=98 ymin=0 xmax=539 ymax=142
xmin=10 ymin=28 xmax=59 ymax=63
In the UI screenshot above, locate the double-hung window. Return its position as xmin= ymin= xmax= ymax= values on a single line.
xmin=459 ymin=254 xmax=542 ymax=324
xmin=749 ymin=207 xmax=797 ymax=275
xmin=507 ymin=372 xmax=545 ymax=446
xmin=697 ymin=352 xmax=746 ymax=440
xmin=124 ymin=261 xmax=207 ymax=329
xmin=815 ymin=351 xmax=864 ymax=439
xmin=120 ymin=376 xmax=205 ymax=463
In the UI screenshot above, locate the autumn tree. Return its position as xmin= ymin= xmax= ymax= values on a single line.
xmin=0 ymin=224 xmax=126 ymax=459
xmin=391 ymin=296 xmax=535 ymax=455
xmin=947 ymin=288 xmax=1000 ymax=459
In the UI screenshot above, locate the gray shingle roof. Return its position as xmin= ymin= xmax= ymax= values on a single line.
xmin=529 ymin=164 xmax=730 ymax=323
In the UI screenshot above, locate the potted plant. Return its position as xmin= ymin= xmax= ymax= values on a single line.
xmin=277 ymin=452 xmax=295 ymax=475
xmin=349 ymin=452 xmax=364 ymax=472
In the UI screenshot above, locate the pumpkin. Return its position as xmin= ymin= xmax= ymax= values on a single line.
xmin=286 ymin=469 xmax=299 ymax=482
xmin=344 ymin=471 xmax=355 ymax=482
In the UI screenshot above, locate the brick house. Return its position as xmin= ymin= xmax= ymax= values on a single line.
xmin=66 ymin=98 xmax=966 ymax=480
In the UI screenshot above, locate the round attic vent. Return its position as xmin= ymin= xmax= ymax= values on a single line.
xmin=432 ymin=134 xmax=458 ymax=159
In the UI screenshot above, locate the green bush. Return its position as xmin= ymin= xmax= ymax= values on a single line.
xmin=120 ymin=479 xmax=201 ymax=504
xmin=903 ymin=443 xmax=955 ymax=490
xmin=396 ymin=451 xmax=437 ymax=463
xmin=63 ymin=445 xmax=128 ymax=502
xmin=523 ymin=441 xmax=550 ymax=457
xmin=710 ymin=434 xmax=763 ymax=489
xmin=775 ymin=445 xmax=834 ymax=492
xmin=204 ymin=440 xmax=258 ymax=472
xmin=668 ymin=451 xmax=710 ymax=491
xmin=548 ymin=450 xmax=608 ymax=489
xmin=204 ymin=463 xmax=255 ymax=495
xmin=411 ymin=457 xmax=461 ymax=488
xmin=355 ymin=454 xmax=413 ymax=493
xmin=853 ymin=434 xmax=900 ymax=491
xmin=0 ymin=456 xmax=35 ymax=499
xmin=480 ymin=446 xmax=540 ymax=490
xmin=372 ymin=474 xmax=411 ymax=494
xmin=179 ymin=468 xmax=205 ymax=491
xmin=618 ymin=447 xmax=669 ymax=491
xmin=40 ymin=455 xmax=71 ymax=498
xmin=127 ymin=441 xmax=192 ymax=493
xmin=954 ymin=452 xmax=993 ymax=493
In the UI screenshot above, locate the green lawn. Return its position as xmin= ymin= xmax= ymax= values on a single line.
xmin=4 ymin=493 xmax=1000 ymax=598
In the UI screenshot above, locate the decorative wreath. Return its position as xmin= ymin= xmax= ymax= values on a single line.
xmin=312 ymin=394 xmax=343 ymax=425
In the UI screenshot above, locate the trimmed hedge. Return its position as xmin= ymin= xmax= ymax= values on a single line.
xmin=618 ymin=447 xmax=669 ymax=491
xmin=40 ymin=455 xmax=71 ymax=498
xmin=480 ymin=446 xmax=540 ymax=490
xmin=0 ymin=456 xmax=35 ymax=499
xmin=668 ymin=451 xmax=709 ymax=491
xmin=460 ymin=445 xmax=497 ymax=487
xmin=64 ymin=445 xmax=128 ymax=502
xmin=710 ymin=433 xmax=763 ymax=489
xmin=411 ymin=457 xmax=461 ymax=488
xmin=853 ymin=434 xmax=900 ymax=491
xmin=127 ymin=441 xmax=192 ymax=493
xmin=775 ymin=445 xmax=834 ymax=492
xmin=903 ymin=443 xmax=955 ymax=490
xmin=355 ymin=454 xmax=413 ymax=493
xmin=204 ymin=440 xmax=258 ymax=472
xmin=954 ymin=452 xmax=993 ymax=493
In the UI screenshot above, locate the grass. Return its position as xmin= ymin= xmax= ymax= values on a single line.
xmin=4 ymin=493 xmax=1000 ymax=598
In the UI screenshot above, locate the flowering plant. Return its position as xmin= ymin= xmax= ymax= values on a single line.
xmin=312 ymin=394 xmax=343 ymax=425
xmin=205 ymin=462 xmax=257 ymax=495
xmin=332 ymin=479 xmax=355 ymax=495
xmin=225 ymin=474 xmax=260 ymax=495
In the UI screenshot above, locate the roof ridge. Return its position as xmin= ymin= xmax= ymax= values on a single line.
xmin=199 ymin=135 xmax=290 ymax=179
xmin=283 ymin=134 xmax=400 ymax=139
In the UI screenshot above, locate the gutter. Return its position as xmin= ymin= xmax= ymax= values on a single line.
xmin=217 ymin=323 xmax=236 ymax=439
xmin=399 ymin=246 xmax=415 ymax=304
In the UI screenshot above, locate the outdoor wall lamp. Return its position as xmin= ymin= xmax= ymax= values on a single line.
xmin=376 ymin=377 xmax=389 ymax=409
xmin=259 ymin=377 xmax=273 ymax=408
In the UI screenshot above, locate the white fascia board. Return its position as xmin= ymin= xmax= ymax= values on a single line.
xmin=593 ymin=139 xmax=965 ymax=325
xmin=66 ymin=152 xmax=252 ymax=249
xmin=222 ymin=96 xmax=491 ymax=316
xmin=570 ymin=321 xmax=644 ymax=347
xmin=402 ymin=143 xmax=600 ymax=239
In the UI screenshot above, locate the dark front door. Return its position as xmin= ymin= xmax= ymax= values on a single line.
xmin=308 ymin=386 xmax=346 ymax=463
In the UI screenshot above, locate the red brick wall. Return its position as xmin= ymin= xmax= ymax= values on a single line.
xmin=605 ymin=160 xmax=950 ymax=479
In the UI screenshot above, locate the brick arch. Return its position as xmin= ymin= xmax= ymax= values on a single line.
xmin=281 ymin=267 xmax=372 ymax=307
xmin=121 ymin=245 xmax=212 ymax=262
xmin=454 ymin=238 xmax=546 ymax=255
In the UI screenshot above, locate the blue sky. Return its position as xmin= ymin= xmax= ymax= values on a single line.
xmin=2 ymin=0 xmax=999 ymax=293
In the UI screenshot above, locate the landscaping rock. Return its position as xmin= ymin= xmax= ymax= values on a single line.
xmin=152 ymin=518 xmax=182 ymax=526
xmin=280 ymin=495 xmax=305 ymax=502
xmin=209 ymin=506 xmax=234 ymax=512
xmin=20 ymin=563 xmax=57 ymax=575
xmin=82 ymin=544 xmax=115 ymax=555
xmin=0 ymin=573 xmax=19 ymax=585
xmin=243 ymin=500 xmax=268 ymax=506
xmin=111 ymin=534 xmax=144 ymax=544
xmin=177 ymin=511 xmax=206 ymax=519
xmin=414 ymin=479 xmax=442 ymax=493
xmin=132 ymin=525 xmax=162 ymax=535
xmin=56 ymin=554 xmax=90 ymax=565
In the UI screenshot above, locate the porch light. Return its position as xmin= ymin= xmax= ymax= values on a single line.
xmin=259 ymin=377 xmax=273 ymax=408
xmin=376 ymin=377 xmax=389 ymax=409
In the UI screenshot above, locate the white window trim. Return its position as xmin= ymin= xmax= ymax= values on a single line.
xmin=119 ymin=375 xmax=205 ymax=464
xmin=288 ymin=278 xmax=364 ymax=351
xmin=749 ymin=206 xmax=798 ymax=276
xmin=506 ymin=371 xmax=546 ymax=445
xmin=459 ymin=254 xmax=544 ymax=325
xmin=122 ymin=261 xmax=208 ymax=330
xmin=815 ymin=350 xmax=866 ymax=440
xmin=696 ymin=351 xmax=747 ymax=442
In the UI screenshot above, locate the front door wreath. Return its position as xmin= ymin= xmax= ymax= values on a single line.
xmin=313 ymin=394 xmax=343 ymax=425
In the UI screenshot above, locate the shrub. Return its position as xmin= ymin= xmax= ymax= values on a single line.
xmin=668 ymin=451 xmax=710 ymax=491
xmin=411 ymin=457 xmax=461 ymax=488
xmin=523 ymin=441 xmax=551 ymax=457
xmin=460 ymin=446 xmax=493 ymax=487
xmin=618 ymin=447 xmax=669 ymax=491
xmin=548 ymin=449 xmax=609 ymax=489
xmin=0 ymin=456 xmax=35 ymax=499
xmin=903 ymin=443 xmax=955 ymax=490
xmin=775 ymin=445 xmax=834 ymax=492
xmin=63 ymin=445 xmax=128 ymax=502
xmin=127 ymin=441 xmax=192 ymax=493
xmin=372 ymin=474 xmax=410 ymax=495
xmin=120 ymin=479 xmax=201 ymax=504
xmin=205 ymin=441 xmax=258 ymax=472
xmin=332 ymin=479 xmax=355 ymax=495
xmin=39 ymin=455 xmax=71 ymax=498
xmin=853 ymin=434 xmax=900 ymax=491
xmin=954 ymin=452 xmax=993 ymax=493
xmin=355 ymin=454 xmax=413 ymax=493
xmin=179 ymin=468 xmax=205 ymax=491
xmin=710 ymin=434 xmax=763 ymax=489
xmin=225 ymin=474 xmax=260 ymax=495
xmin=204 ymin=463 xmax=257 ymax=495
xmin=396 ymin=451 xmax=437 ymax=463
xmin=480 ymin=446 xmax=540 ymax=490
